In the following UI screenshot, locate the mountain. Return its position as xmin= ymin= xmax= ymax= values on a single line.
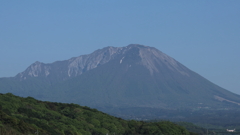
xmin=1 ymin=44 xmax=240 ymax=120
xmin=0 ymin=93 xmax=191 ymax=135
xmin=15 ymin=46 xmax=122 ymax=81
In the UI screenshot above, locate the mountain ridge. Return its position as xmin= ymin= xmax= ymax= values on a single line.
xmin=15 ymin=44 xmax=190 ymax=81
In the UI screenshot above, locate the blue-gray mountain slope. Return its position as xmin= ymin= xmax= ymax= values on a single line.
xmin=1 ymin=44 xmax=240 ymax=118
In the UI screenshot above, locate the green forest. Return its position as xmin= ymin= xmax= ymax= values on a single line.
xmin=0 ymin=93 xmax=192 ymax=135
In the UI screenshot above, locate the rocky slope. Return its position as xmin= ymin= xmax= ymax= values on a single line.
xmin=15 ymin=44 xmax=189 ymax=81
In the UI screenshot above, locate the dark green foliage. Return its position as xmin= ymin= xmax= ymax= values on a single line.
xmin=0 ymin=93 xmax=190 ymax=135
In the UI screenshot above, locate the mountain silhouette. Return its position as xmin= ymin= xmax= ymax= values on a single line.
xmin=1 ymin=44 xmax=240 ymax=119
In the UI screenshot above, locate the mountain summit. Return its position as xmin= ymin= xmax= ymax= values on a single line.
xmin=1 ymin=44 xmax=240 ymax=118
xmin=16 ymin=44 xmax=188 ymax=80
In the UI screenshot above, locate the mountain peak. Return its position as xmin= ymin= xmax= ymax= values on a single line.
xmin=16 ymin=44 xmax=189 ymax=80
xmin=127 ymin=44 xmax=147 ymax=48
xmin=122 ymin=45 xmax=190 ymax=76
xmin=34 ymin=61 xmax=42 ymax=64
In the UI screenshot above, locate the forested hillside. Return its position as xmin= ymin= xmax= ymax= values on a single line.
xmin=0 ymin=93 xmax=191 ymax=135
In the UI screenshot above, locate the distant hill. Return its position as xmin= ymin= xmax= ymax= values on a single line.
xmin=0 ymin=93 xmax=190 ymax=135
xmin=0 ymin=44 xmax=240 ymax=120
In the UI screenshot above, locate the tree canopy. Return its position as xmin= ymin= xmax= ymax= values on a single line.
xmin=0 ymin=93 xmax=190 ymax=135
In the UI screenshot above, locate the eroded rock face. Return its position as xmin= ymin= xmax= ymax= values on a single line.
xmin=16 ymin=47 xmax=122 ymax=80
xmin=16 ymin=61 xmax=51 ymax=80
xmin=137 ymin=45 xmax=189 ymax=76
xmin=15 ymin=44 xmax=189 ymax=81
xmin=67 ymin=46 xmax=121 ymax=77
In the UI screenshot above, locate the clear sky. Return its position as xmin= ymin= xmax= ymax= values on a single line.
xmin=1 ymin=1 xmax=240 ymax=94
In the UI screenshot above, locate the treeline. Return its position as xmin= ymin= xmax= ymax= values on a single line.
xmin=0 ymin=93 xmax=192 ymax=135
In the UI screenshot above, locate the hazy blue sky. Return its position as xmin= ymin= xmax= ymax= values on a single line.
xmin=1 ymin=1 xmax=240 ymax=94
